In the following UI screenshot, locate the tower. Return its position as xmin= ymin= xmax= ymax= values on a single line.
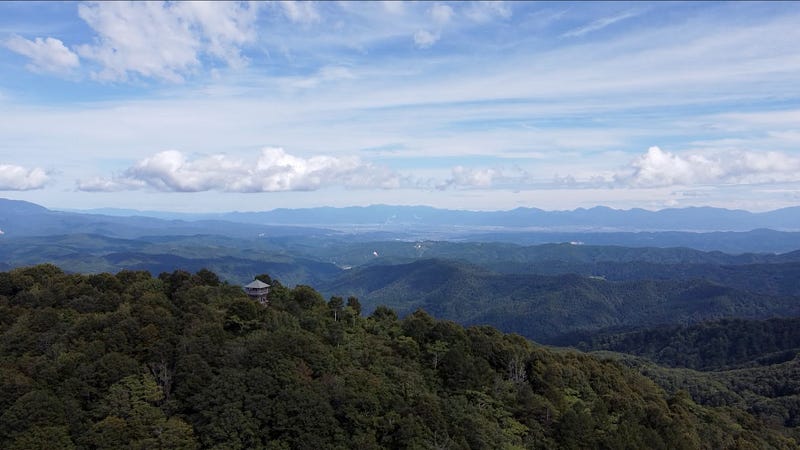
xmin=243 ymin=279 xmax=270 ymax=305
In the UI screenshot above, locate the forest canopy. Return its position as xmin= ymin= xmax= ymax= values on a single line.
xmin=0 ymin=265 xmax=795 ymax=449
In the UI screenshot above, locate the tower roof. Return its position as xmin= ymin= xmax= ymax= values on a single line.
xmin=244 ymin=279 xmax=270 ymax=289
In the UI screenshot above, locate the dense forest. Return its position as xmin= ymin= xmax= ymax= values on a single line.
xmin=1 ymin=265 xmax=795 ymax=449
xmin=564 ymin=318 xmax=800 ymax=438
xmin=321 ymin=259 xmax=800 ymax=343
xmin=570 ymin=317 xmax=800 ymax=371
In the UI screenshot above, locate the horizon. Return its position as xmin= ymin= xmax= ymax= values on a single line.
xmin=62 ymin=202 xmax=800 ymax=215
xmin=3 ymin=196 xmax=796 ymax=216
xmin=2 ymin=2 xmax=800 ymax=212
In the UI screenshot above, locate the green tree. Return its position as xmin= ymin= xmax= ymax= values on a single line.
xmin=90 ymin=374 xmax=199 ymax=449
xmin=194 ymin=269 xmax=220 ymax=287
xmin=328 ymin=296 xmax=344 ymax=321
xmin=346 ymin=296 xmax=361 ymax=315
xmin=7 ymin=426 xmax=75 ymax=450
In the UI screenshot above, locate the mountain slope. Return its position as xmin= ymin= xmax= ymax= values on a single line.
xmin=0 ymin=234 xmax=343 ymax=286
xmin=322 ymin=259 xmax=800 ymax=343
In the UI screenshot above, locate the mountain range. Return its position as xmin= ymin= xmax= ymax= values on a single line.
xmin=7 ymin=198 xmax=800 ymax=253
xmin=72 ymin=203 xmax=800 ymax=231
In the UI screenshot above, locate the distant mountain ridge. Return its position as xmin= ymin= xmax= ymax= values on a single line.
xmin=0 ymin=198 xmax=333 ymax=239
xmin=7 ymin=198 xmax=800 ymax=253
xmin=69 ymin=201 xmax=800 ymax=231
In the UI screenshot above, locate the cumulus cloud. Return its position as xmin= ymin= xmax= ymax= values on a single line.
xmin=430 ymin=3 xmax=454 ymax=24
xmin=618 ymin=146 xmax=800 ymax=187
xmin=279 ymin=1 xmax=321 ymax=25
xmin=0 ymin=164 xmax=49 ymax=190
xmin=438 ymin=166 xmax=498 ymax=190
xmin=413 ymin=30 xmax=440 ymax=49
xmin=75 ymin=1 xmax=257 ymax=82
xmin=4 ymin=35 xmax=80 ymax=74
xmin=78 ymin=148 xmax=403 ymax=193
xmin=413 ymin=4 xmax=453 ymax=49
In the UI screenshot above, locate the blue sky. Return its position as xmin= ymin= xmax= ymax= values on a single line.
xmin=1 ymin=1 xmax=799 ymax=212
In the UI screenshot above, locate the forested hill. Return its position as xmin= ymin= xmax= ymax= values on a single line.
xmin=321 ymin=259 xmax=800 ymax=343
xmin=1 ymin=265 xmax=794 ymax=449
xmin=572 ymin=317 xmax=800 ymax=371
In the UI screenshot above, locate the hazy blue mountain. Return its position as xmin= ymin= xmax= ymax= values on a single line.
xmin=0 ymin=198 xmax=335 ymax=239
xmin=61 ymin=201 xmax=800 ymax=231
xmin=0 ymin=198 xmax=48 ymax=214
xmin=182 ymin=204 xmax=800 ymax=232
xmin=9 ymin=198 xmax=800 ymax=252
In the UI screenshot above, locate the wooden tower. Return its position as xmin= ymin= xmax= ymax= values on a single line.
xmin=244 ymin=279 xmax=270 ymax=305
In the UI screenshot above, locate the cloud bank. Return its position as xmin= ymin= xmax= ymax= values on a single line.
xmin=436 ymin=147 xmax=800 ymax=191
xmin=78 ymin=148 xmax=403 ymax=193
xmin=619 ymin=146 xmax=800 ymax=188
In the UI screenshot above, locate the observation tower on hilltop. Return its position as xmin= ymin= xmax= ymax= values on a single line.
xmin=244 ymin=279 xmax=270 ymax=305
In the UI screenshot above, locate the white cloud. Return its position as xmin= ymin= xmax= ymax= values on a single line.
xmin=75 ymin=1 xmax=257 ymax=82
xmin=413 ymin=29 xmax=439 ymax=49
xmin=381 ymin=1 xmax=405 ymax=15
xmin=0 ymin=164 xmax=48 ymax=190
xmin=430 ymin=3 xmax=454 ymax=24
xmin=77 ymin=176 xmax=141 ymax=192
xmin=5 ymin=3 xmax=800 ymax=213
xmin=438 ymin=166 xmax=498 ymax=189
xmin=176 ymin=1 xmax=259 ymax=68
xmin=279 ymin=1 xmax=321 ymax=25
xmin=78 ymin=148 xmax=403 ymax=193
xmin=4 ymin=35 xmax=79 ymax=74
xmin=465 ymin=1 xmax=512 ymax=23
xmin=562 ymin=11 xmax=640 ymax=38
xmin=412 ymin=4 xmax=453 ymax=49
xmin=289 ymin=65 xmax=355 ymax=89
xmin=76 ymin=2 xmax=199 ymax=82
xmin=618 ymin=146 xmax=800 ymax=187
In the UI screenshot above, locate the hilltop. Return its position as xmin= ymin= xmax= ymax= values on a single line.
xmin=0 ymin=265 xmax=795 ymax=448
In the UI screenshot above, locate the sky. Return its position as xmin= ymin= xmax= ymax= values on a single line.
xmin=1 ymin=1 xmax=799 ymax=213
